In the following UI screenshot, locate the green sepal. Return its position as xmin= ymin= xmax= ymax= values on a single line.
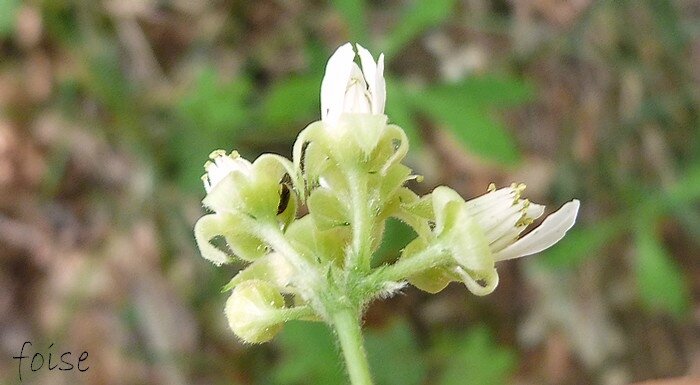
xmin=277 ymin=183 xmax=297 ymax=231
xmin=307 ymin=188 xmax=350 ymax=230
xmin=446 ymin=208 xmax=493 ymax=272
xmin=202 ymin=153 xmax=289 ymax=221
xmin=367 ymin=124 xmax=409 ymax=174
xmin=194 ymin=214 xmax=233 ymax=266
xmin=222 ymin=252 xmax=296 ymax=293
xmin=374 ymin=163 xmax=412 ymax=206
xmin=315 ymin=227 xmax=351 ymax=266
xmin=424 ymin=186 xmax=498 ymax=295
xmin=455 ymin=266 xmax=499 ymax=296
xmin=194 ymin=213 xmax=267 ymax=264
xmin=259 ymin=153 xmax=304 ymax=209
xmin=401 ymin=190 xmax=433 ymax=220
xmin=202 ymin=171 xmax=249 ymax=213
xmin=403 ymin=238 xmax=455 ymax=293
xmin=390 ymin=188 xmax=434 ymax=240
xmin=409 ymin=267 xmax=456 ymax=294
xmin=284 ymin=216 xmax=316 ymax=258
xmin=344 ymin=113 xmax=388 ymax=156
xmin=431 ymin=186 xmax=464 ymax=235
xmin=224 ymin=231 xmax=269 ymax=262
xmin=293 ymin=121 xmax=335 ymax=197
xmin=285 ymin=215 xmax=349 ymax=266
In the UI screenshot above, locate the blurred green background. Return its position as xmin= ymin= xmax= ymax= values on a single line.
xmin=1 ymin=0 xmax=698 ymax=384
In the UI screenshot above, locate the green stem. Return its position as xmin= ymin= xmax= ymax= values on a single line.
xmin=278 ymin=305 xmax=317 ymax=322
xmin=258 ymin=223 xmax=312 ymax=271
xmin=332 ymin=307 xmax=374 ymax=385
xmin=348 ymin=170 xmax=372 ymax=271
xmin=373 ymin=243 xmax=449 ymax=282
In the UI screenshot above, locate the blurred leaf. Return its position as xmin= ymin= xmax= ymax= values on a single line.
xmin=411 ymin=79 xmax=523 ymax=164
xmin=87 ymin=53 xmax=136 ymax=120
xmin=427 ymin=76 xmax=534 ymax=107
xmin=40 ymin=145 xmax=71 ymax=196
xmin=174 ymin=68 xmax=251 ymax=191
xmin=646 ymin=0 xmax=686 ymax=51
xmin=85 ymin=52 xmax=152 ymax=155
xmin=434 ymin=325 xmax=516 ymax=385
xmin=273 ymin=321 xmax=345 ymax=385
xmin=262 ymin=75 xmax=320 ymax=127
xmin=179 ymin=68 xmax=251 ymax=133
xmin=665 ymin=165 xmax=700 ymax=207
xmin=383 ymin=0 xmax=457 ymax=57
xmin=385 ymin=79 xmax=422 ymax=149
xmin=331 ymin=0 xmax=369 ymax=43
xmin=0 ymin=0 xmax=20 ymax=37
xmin=305 ymin=38 xmax=334 ymax=69
xmin=539 ymin=217 xmax=625 ymax=269
xmin=274 ymin=320 xmax=426 ymax=385
xmin=665 ymin=166 xmax=700 ymax=241
xmin=42 ymin=2 xmax=80 ymax=44
xmin=373 ymin=218 xmax=416 ymax=267
xmin=366 ymin=320 xmax=427 ymax=385
xmin=635 ymin=223 xmax=690 ymax=317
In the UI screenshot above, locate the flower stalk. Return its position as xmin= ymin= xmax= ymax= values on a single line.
xmin=332 ymin=307 xmax=374 ymax=385
xmin=348 ymin=169 xmax=373 ymax=271
xmin=193 ymin=42 xmax=580 ymax=385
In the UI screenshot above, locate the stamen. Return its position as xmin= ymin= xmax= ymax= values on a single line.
xmin=511 ymin=183 xmax=526 ymax=203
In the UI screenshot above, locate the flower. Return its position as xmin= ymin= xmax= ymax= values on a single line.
xmin=413 ymin=184 xmax=579 ymax=295
xmin=465 ymin=183 xmax=580 ymax=262
xmin=320 ymin=43 xmax=386 ymax=126
xmin=202 ymin=150 xmax=252 ymax=193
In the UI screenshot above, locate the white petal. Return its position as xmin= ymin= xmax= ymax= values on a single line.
xmin=465 ymin=187 xmax=517 ymax=216
xmin=374 ymin=53 xmax=386 ymax=114
xmin=356 ymin=43 xmax=376 ymax=91
xmin=203 ymin=151 xmax=252 ymax=193
xmin=476 ymin=198 xmax=520 ymax=234
xmin=320 ymin=43 xmax=355 ymax=123
xmin=494 ymin=199 xmax=580 ymax=261
xmin=482 ymin=205 xmax=523 ymax=244
xmin=488 ymin=201 xmax=547 ymax=251
xmin=525 ymin=203 xmax=545 ymax=220
xmin=356 ymin=44 xmax=386 ymax=114
xmin=342 ymin=63 xmax=372 ymax=113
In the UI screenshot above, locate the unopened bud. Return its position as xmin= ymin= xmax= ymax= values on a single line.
xmin=225 ymin=279 xmax=286 ymax=343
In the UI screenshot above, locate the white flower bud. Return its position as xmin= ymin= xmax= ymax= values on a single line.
xmin=320 ymin=43 xmax=386 ymax=126
xmin=225 ymin=279 xmax=285 ymax=344
xmin=202 ymin=150 xmax=252 ymax=193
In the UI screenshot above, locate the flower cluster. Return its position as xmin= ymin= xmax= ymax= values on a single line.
xmin=194 ymin=43 xmax=579 ymax=346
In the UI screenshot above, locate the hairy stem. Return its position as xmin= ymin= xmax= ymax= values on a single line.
xmin=373 ymin=243 xmax=449 ymax=282
xmin=258 ymin=222 xmax=315 ymax=275
xmin=332 ymin=307 xmax=374 ymax=385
